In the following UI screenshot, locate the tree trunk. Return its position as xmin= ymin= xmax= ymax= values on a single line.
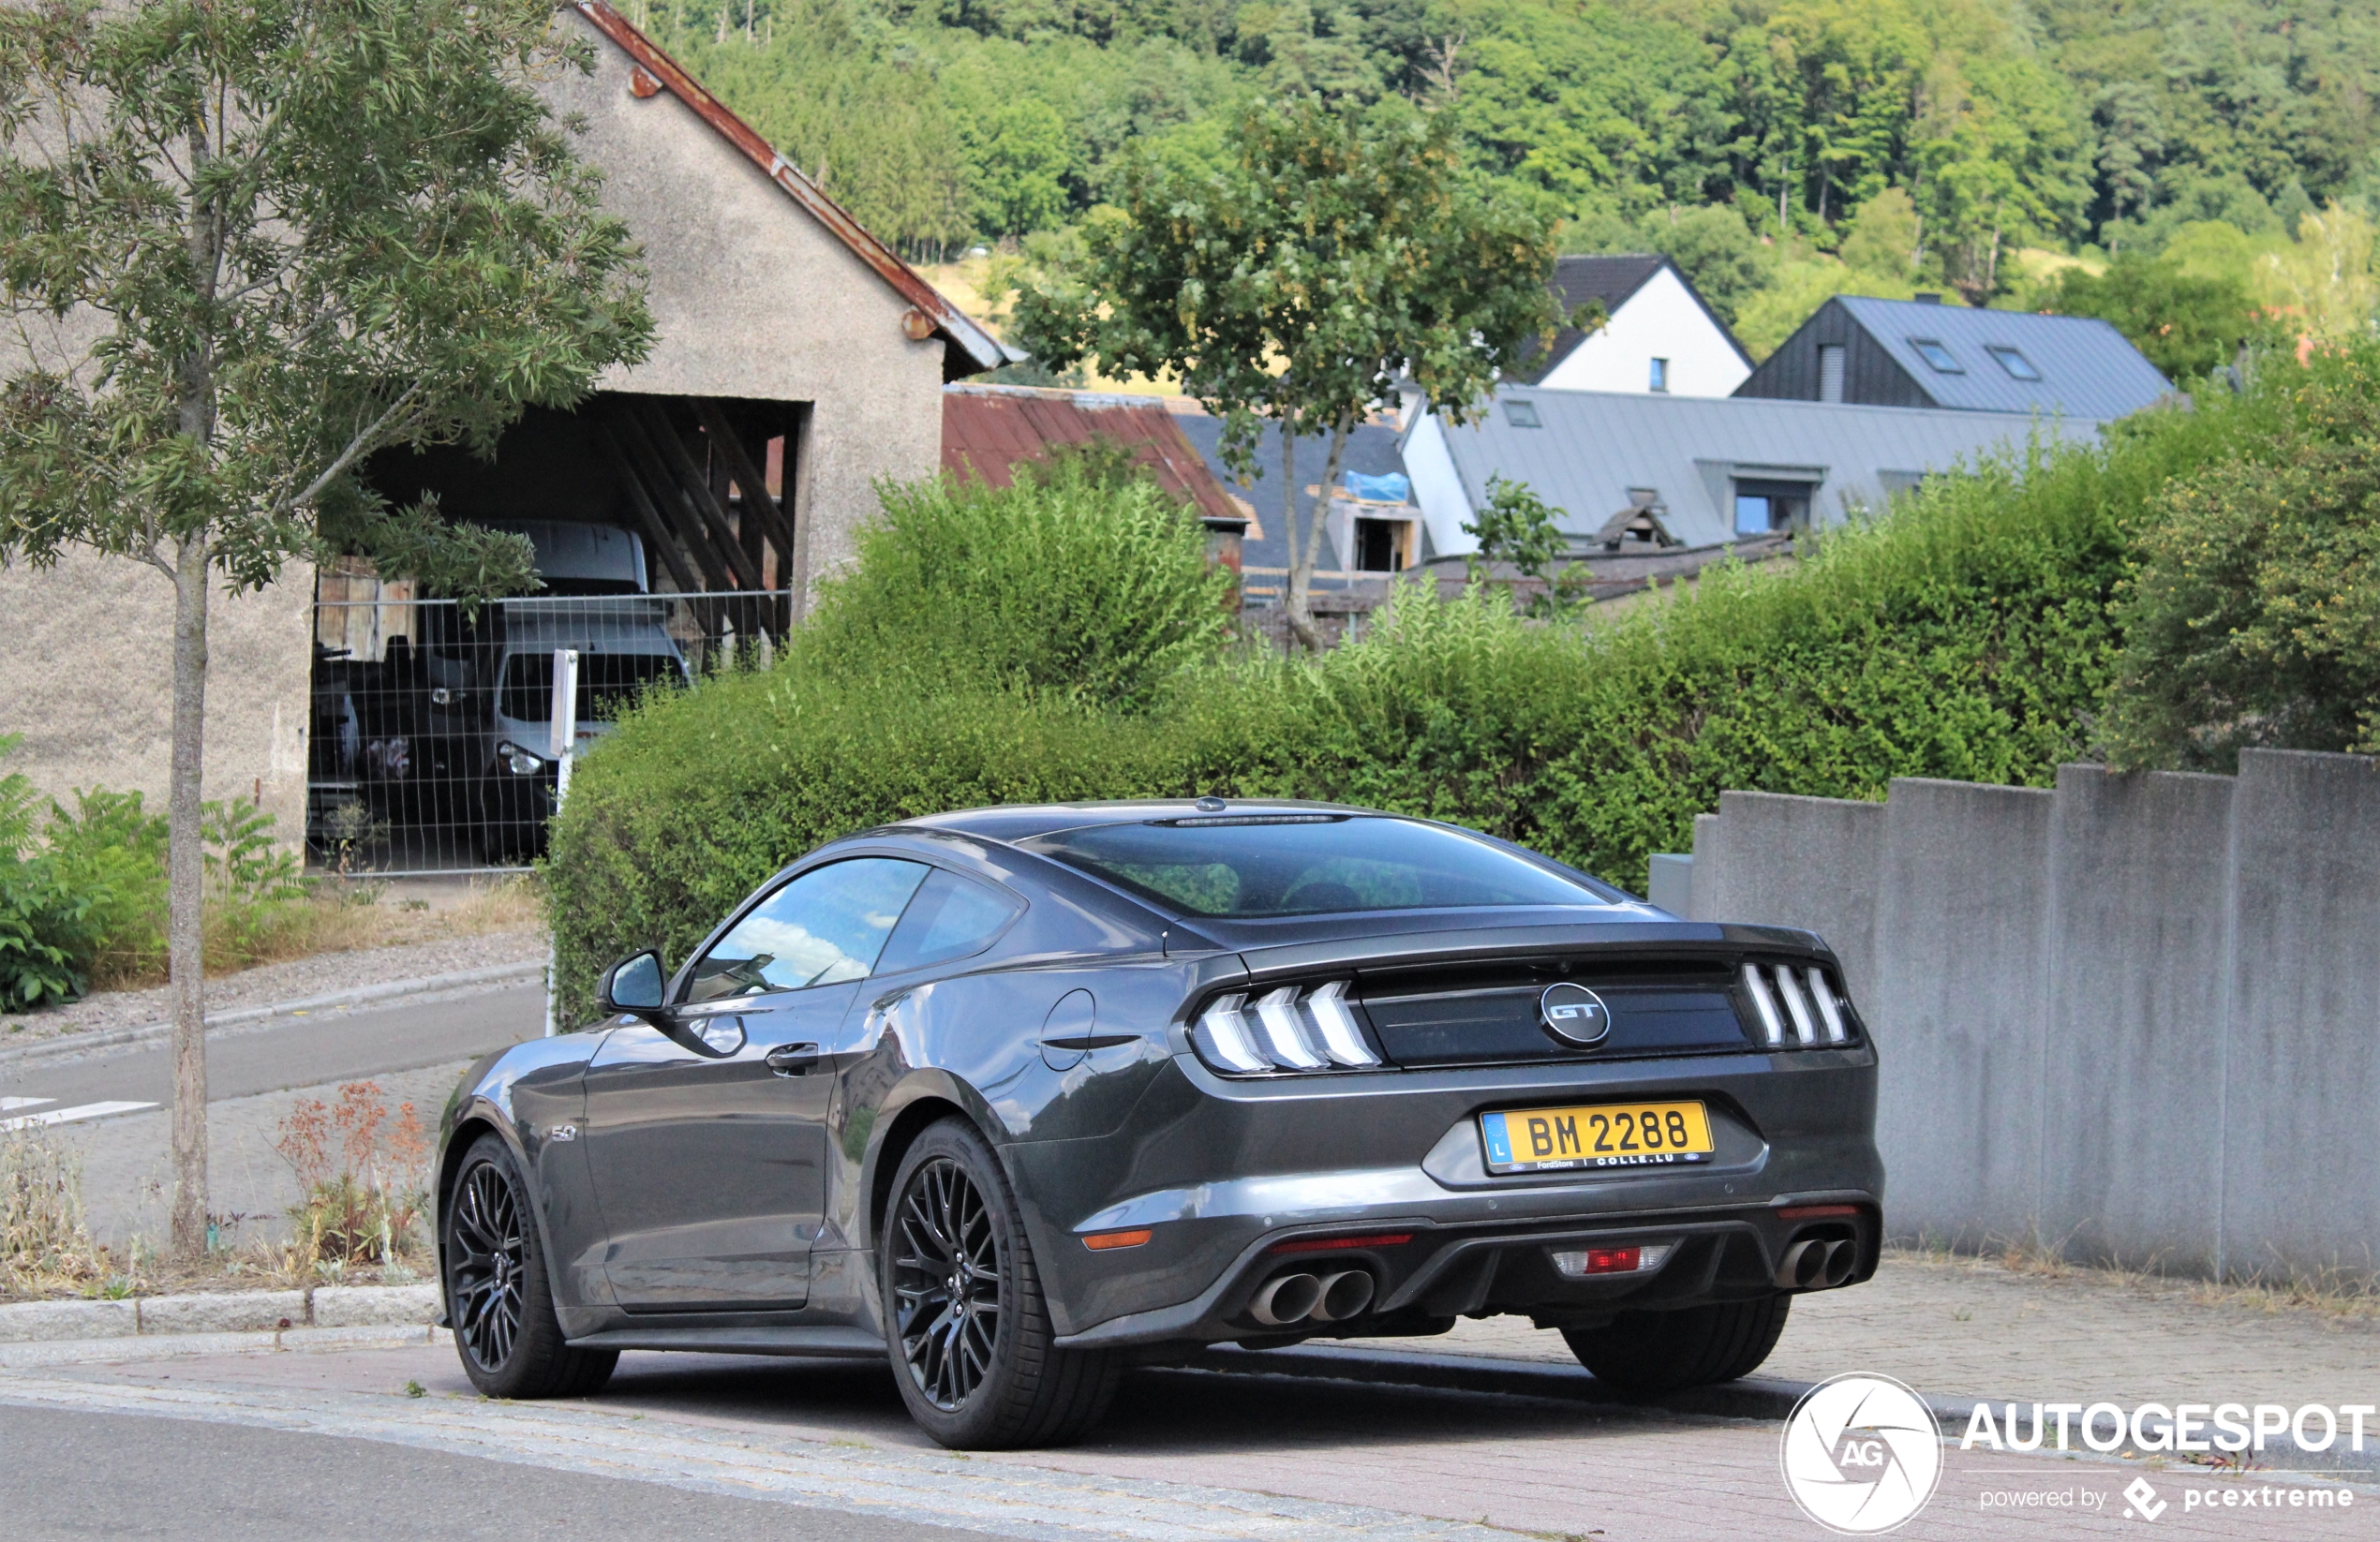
xmin=1278 ymin=415 xmax=1321 ymax=651
xmin=167 ymin=531 xmax=211 ymax=1262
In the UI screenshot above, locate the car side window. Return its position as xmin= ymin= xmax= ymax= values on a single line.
xmin=872 ymin=868 xmax=1024 ymax=976
xmin=683 ymin=858 xmax=930 ymax=1001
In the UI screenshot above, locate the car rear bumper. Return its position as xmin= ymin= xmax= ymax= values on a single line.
xmin=1012 ymin=1045 xmax=1882 ymax=1349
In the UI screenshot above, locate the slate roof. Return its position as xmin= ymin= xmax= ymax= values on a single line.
xmin=942 ymin=386 xmax=1241 ymax=525
xmin=1832 ymin=298 xmax=2166 ymax=419
xmin=1173 ymin=410 xmax=1410 ymax=586
xmin=1512 ymin=255 xmax=1753 ymax=384
xmin=1422 ymin=387 xmax=2112 ymax=552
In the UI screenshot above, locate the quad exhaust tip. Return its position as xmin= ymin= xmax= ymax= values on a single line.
xmin=1777 ymin=1238 xmax=1859 ymax=1291
xmin=1248 ymin=1268 xmax=1375 ymax=1327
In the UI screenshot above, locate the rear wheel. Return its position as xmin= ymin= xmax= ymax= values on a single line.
xmin=444 ymin=1134 xmax=617 ymax=1399
xmin=880 ymin=1119 xmax=1117 ymax=1448
xmin=1562 ymin=1294 xmax=1791 ymax=1397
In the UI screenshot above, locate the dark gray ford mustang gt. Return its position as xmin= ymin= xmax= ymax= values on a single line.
xmin=435 ymin=800 xmax=1882 ymax=1447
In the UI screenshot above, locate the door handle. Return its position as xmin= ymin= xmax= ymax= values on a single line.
xmin=766 ymin=1043 xmax=822 ymax=1076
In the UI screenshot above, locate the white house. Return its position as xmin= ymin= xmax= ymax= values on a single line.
xmin=1519 ymin=255 xmax=1753 ymax=398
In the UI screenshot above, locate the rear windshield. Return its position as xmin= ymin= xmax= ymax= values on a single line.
xmin=1027 ymin=814 xmax=1614 ymax=918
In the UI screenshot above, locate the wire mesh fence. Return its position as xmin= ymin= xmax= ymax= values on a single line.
xmin=310 ymin=589 xmax=792 ymax=876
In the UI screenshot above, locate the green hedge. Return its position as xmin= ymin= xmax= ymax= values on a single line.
xmin=546 ymin=378 xmax=2269 ymax=1020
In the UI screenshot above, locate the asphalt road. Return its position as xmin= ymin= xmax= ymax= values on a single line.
xmin=0 ymin=1403 xmax=979 ymax=1542
xmin=0 ymin=984 xmax=546 ymax=1112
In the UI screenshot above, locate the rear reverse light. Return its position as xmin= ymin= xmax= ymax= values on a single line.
xmin=1194 ymin=983 xmax=1382 ymax=1075
xmin=1550 ymin=1241 xmax=1675 ymax=1278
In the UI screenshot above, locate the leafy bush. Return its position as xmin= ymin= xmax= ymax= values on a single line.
xmin=547 ymin=385 xmax=2267 ymax=1019
xmin=2105 ymin=345 xmax=2380 ymax=768
xmin=798 ymin=449 xmax=1232 ymax=709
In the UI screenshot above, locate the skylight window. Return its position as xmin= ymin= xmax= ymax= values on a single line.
xmin=1910 ymin=338 xmax=1962 ymax=373
xmin=1986 ymin=346 xmax=2042 ymax=380
xmin=1503 ymin=398 xmax=1541 ymax=428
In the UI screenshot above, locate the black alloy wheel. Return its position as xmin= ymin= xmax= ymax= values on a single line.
xmin=890 ymin=1156 xmax=1002 ymax=1410
xmin=449 ymin=1158 xmax=526 ymax=1371
xmin=441 ymin=1134 xmax=617 ymax=1400
xmin=879 ymin=1119 xmax=1117 ymax=1448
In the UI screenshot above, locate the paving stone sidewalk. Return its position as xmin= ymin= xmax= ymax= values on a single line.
xmin=1403 ymin=1254 xmax=2380 ymax=1411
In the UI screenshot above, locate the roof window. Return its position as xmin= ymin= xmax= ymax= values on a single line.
xmin=1986 ymin=346 xmax=2042 ymax=380
xmin=1503 ymin=398 xmax=1541 ymax=428
xmin=1910 ymin=338 xmax=1962 ymax=374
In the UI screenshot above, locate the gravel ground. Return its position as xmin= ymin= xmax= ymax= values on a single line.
xmin=0 ymin=930 xmax=548 ymax=1048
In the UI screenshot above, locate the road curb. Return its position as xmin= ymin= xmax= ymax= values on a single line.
xmin=0 ymin=961 xmax=546 ymax=1067
xmin=0 ymin=1321 xmax=451 ymax=1370
xmin=0 ymin=1282 xmax=439 ymax=1345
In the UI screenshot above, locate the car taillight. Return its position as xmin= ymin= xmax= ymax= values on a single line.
xmin=1741 ymin=961 xmax=1853 ymax=1046
xmin=1194 ymin=983 xmax=1382 ymax=1075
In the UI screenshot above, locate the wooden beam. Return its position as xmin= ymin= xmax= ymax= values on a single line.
xmin=688 ymin=395 xmax=792 ymax=556
xmin=598 ymin=431 xmax=703 ymax=596
xmin=627 ymin=398 xmax=764 ymax=591
xmin=612 ymin=405 xmax=736 ymax=592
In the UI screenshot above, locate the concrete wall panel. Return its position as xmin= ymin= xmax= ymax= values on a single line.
xmin=1689 ymin=791 xmax=1883 ymax=1001
xmin=1870 ymin=778 xmax=2052 ymax=1249
xmin=2039 ymin=765 xmax=2234 ymax=1273
xmin=2222 ymin=749 xmax=2380 ymax=1281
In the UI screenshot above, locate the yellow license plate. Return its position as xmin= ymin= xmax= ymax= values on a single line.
xmin=1480 ymin=1100 xmax=1715 ymax=1173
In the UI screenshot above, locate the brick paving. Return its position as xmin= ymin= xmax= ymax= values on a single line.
xmin=1407 ymin=1253 xmax=2380 ymax=1411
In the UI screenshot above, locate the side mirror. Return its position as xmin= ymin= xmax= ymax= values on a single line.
xmin=600 ymin=951 xmax=666 ymax=1018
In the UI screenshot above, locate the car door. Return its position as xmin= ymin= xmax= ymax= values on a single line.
xmin=581 ymin=856 xmax=931 ymax=1312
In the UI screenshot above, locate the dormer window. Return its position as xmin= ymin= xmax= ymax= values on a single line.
xmin=1986 ymin=346 xmax=2042 ymax=380
xmin=1911 ymin=338 xmax=1962 ymax=373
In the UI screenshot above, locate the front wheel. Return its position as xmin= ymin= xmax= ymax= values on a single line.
xmin=1562 ymin=1294 xmax=1792 ymax=1397
xmin=880 ymin=1119 xmax=1117 ymax=1448
xmin=443 ymin=1134 xmax=617 ymax=1400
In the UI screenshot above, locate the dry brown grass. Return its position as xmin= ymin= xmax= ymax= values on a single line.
xmin=1887 ymin=1233 xmax=2380 ymax=1322
xmin=82 ymin=876 xmax=543 ymax=993
xmin=0 ymin=1131 xmax=113 ymax=1297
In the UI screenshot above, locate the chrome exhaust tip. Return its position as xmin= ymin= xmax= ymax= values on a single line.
xmin=1310 ymin=1269 xmax=1376 ymax=1323
xmin=1249 ymin=1271 xmax=1324 ymax=1327
xmin=1822 ymin=1238 xmax=1858 ymax=1288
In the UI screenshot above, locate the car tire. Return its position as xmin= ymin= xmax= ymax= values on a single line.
xmin=444 ymin=1134 xmax=617 ymax=1400
xmin=879 ymin=1117 xmax=1118 ymax=1449
xmin=1561 ymin=1294 xmax=1792 ymax=1397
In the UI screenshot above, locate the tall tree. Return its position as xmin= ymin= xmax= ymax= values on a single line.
xmin=1011 ymin=94 xmax=1554 ymax=646
xmin=0 ymin=0 xmax=651 ymax=1258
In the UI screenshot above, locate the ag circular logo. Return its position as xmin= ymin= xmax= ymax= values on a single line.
xmin=1538 ymin=982 xmax=1612 ymax=1046
xmin=1779 ymin=1373 xmax=1942 ymax=1534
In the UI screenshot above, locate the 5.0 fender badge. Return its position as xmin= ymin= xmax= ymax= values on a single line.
xmin=1540 ymin=982 xmax=1613 ymax=1047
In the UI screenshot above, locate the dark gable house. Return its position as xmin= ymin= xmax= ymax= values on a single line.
xmin=1736 ymin=295 xmax=2171 ymax=421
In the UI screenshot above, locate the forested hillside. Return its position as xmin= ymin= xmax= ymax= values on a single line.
xmin=636 ymin=0 xmax=2380 ymax=337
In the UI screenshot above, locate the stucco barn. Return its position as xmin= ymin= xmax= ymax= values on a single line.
xmin=0 ymin=1 xmax=1003 ymax=866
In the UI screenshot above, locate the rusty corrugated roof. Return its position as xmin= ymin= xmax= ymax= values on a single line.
xmin=942 ymin=385 xmax=1245 ymax=526
xmin=572 ymin=1 xmax=1006 ymax=380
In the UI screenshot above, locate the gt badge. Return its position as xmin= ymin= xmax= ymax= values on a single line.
xmin=1539 ymin=982 xmax=1613 ymax=1047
